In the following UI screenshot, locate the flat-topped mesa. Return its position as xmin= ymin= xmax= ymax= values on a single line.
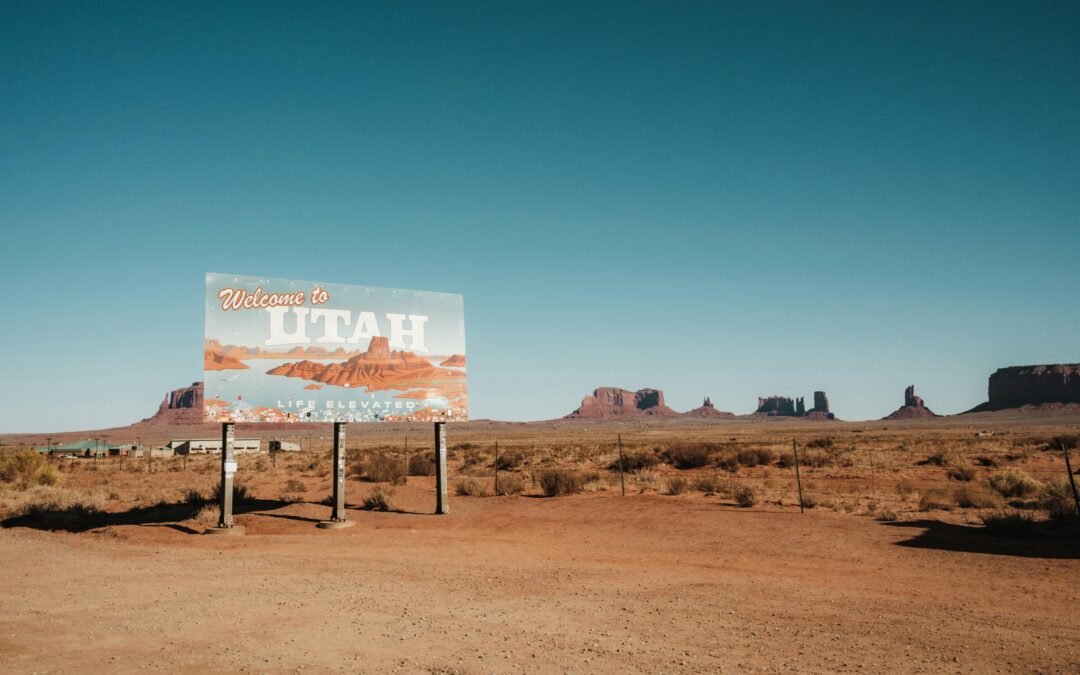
xmin=565 ymin=387 xmax=680 ymax=419
xmin=966 ymin=364 xmax=1080 ymax=412
xmin=883 ymin=384 xmax=937 ymax=420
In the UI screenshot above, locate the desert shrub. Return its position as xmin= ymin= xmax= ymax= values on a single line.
xmin=0 ymin=451 xmax=61 ymax=489
xmin=799 ymin=448 xmax=850 ymax=468
xmin=987 ymin=470 xmax=1040 ymax=498
xmin=538 ymin=470 xmax=583 ymax=497
xmin=284 ymin=478 xmax=306 ymax=494
xmin=805 ymin=438 xmax=834 ymax=449
xmin=2 ymin=486 xmax=103 ymax=529
xmin=918 ymin=488 xmax=954 ymax=511
xmin=736 ymin=447 xmax=775 ymax=468
xmin=734 ymin=485 xmax=756 ymax=508
xmin=494 ymin=448 xmax=525 ymax=471
xmin=362 ymin=486 xmax=395 ymax=511
xmin=974 ymin=456 xmax=999 ymax=468
xmin=455 ymin=478 xmax=489 ymax=497
xmin=875 ymin=508 xmax=898 ymax=521
xmin=920 ymin=451 xmax=949 ymax=467
xmin=182 ymin=488 xmax=207 ymax=505
xmin=666 ymin=476 xmax=689 ymax=495
xmin=611 ymin=451 xmax=659 ymax=472
xmin=190 ymin=504 xmax=219 ymax=528
xmin=253 ymin=457 xmax=268 ymax=472
xmin=954 ymin=486 xmax=1003 ymax=509
xmin=210 ymin=480 xmax=254 ymax=505
xmin=495 ymin=473 xmax=525 ymax=496
xmin=715 ymin=451 xmax=739 ymax=473
xmin=1050 ymin=435 xmax=1079 ymax=451
xmin=632 ymin=468 xmax=662 ymax=492
xmin=408 ymin=453 xmax=436 ymax=476
xmin=1038 ymin=478 xmax=1078 ymax=520
xmin=363 ymin=454 xmax=407 ymax=485
xmin=776 ymin=453 xmax=794 ymax=468
xmin=947 ymin=464 xmax=976 ymax=482
xmin=895 ymin=479 xmax=917 ymax=498
xmin=694 ymin=474 xmax=732 ymax=495
xmin=982 ymin=510 xmax=1039 ymax=537
xmin=662 ymin=444 xmax=718 ymax=469
xmin=799 ymin=494 xmax=818 ymax=509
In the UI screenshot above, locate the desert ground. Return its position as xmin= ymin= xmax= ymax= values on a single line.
xmin=2 ymin=413 xmax=1079 ymax=672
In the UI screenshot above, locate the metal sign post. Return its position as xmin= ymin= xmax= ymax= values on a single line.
xmin=434 ymin=421 xmax=449 ymax=514
xmin=318 ymin=422 xmax=355 ymax=529
xmin=206 ymin=422 xmax=244 ymax=535
xmin=219 ymin=422 xmax=236 ymax=528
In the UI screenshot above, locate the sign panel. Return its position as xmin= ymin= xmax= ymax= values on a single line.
xmin=204 ymin=273 xmax=467 ymax=423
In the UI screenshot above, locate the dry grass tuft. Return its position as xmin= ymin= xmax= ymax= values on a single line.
xmin=362 ymin=486 xmax=395 ymax=511
xmin=537 ymin=470 xmax=584 ymax=497
xmin=987 ymin=470 xmax=1041 ymax=498
xmin=495 ymin=473 xmax=525 ymax=496
xmin=0 ymin=451 xmax=61 ymax=489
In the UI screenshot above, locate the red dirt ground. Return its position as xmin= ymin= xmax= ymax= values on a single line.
xmin=2 ymin=483 xmax=1078 ymax=673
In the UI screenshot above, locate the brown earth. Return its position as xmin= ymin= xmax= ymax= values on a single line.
xmin=3 ymin=413 xmax=1080 ymax=671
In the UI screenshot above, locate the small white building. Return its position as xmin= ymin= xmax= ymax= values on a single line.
xmin=168 ymin=438 xmax=261 ymax=455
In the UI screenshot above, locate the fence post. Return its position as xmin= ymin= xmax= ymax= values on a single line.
xmin=792 ymin=437 xmax=805 ymax=514
xmin=618 ymin=434 xmax=626 ymax=497
xmin=1062 ymin=440 xmax=1080 ymax=522
xmin=494 ymin=440 xmax=500 ymax=496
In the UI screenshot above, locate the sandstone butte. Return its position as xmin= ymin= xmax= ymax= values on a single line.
xmin=265 ymin=336 xmax=466 ymax=392
xmin=682 ymin=396 xmax=736 ymax=418
xmin=440 ymin=354 xmax=466 ymax=367
xmin=565 ymin=387 xmax=681 ymax=419
xmin=883 ymin=385 xmax=938 ymax=420
xmin=966 ymin=364 xmax=1080 ymax=412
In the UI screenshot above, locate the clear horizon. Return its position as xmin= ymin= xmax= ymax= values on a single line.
xmin=2 ymin=2 xmax=1079 ymax=433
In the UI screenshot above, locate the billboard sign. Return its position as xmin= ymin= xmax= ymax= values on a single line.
xmin=204 ymin=273 xmax=467 ymax=423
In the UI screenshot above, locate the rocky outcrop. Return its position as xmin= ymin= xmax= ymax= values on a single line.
xmin=756 ymin=392 xmax=835 ymax=419
xmin=565 ymin=387 xmax=680 ymax=419
xmin=757 ymin=396 xmax=797 ymax=416
xmin=440 ymin=354 xmax=466 ymax=367
xmin=204 ymin=342 xmax=249 ymax=371
xmin=683 ymin=396 xmax=736 ymax=418
xmin=266 ymin=336 xmax=465 ymax=392
xmin=139 ymin=382 xmax=205 ymax=424
xmin=884 ymin=385 xmax=938 ymax=419
xmin=966 ymin=364 xmax=1080 ymax=412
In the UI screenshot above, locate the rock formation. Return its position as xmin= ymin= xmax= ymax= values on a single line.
xmin=565 ymin=387 xmax=680 ymax=419
xmin=440 ymin=354 xmax=466 ymax=367
xmin=204 ymin=342 xmax=249 ymax=371
xmin=683 ymin=396 xmax=736 ymax=418
xmin=966 ymin=364 xmax=1080 ymax=412
xmin=756 ymin=392 xmax=835 ymax=419
xmin=139 ymin=381 xmax=205 ymax=424
xmin=883 ymin=385 xmax=938 ymax=420
xmin=266 ymin=336 xmax=465 ymax=392
xmin=756 ymin=396 xmax=797 ymax=416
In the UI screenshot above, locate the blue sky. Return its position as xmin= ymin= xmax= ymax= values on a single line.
xmin=2 ymin=1 xmax=1078 ymax=432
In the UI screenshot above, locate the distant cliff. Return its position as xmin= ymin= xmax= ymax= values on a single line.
xmin=967 ymin=364 xmax=1080 ymax=412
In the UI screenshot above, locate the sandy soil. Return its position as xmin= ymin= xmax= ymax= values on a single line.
xmin=2 ymin=482 xmax=1078 ymax=673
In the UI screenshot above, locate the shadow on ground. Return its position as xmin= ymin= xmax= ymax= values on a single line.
xmin=0 ymin=498 xmax=289 ymax=533
xmin=886 ymin=519 xmax=1080 ymax=559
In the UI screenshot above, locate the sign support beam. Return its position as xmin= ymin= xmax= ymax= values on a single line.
xmin=206 ymin=422 xmax=244 ymax=535
xmin=318 ymin=421 xmax=355 ymax=529
xmin=434 ymin=421 xmax=449 ymax=514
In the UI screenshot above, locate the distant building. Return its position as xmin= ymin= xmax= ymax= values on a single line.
xmin=168 ymin=438 xmax=261 ymax=455
xmin=38 ymin=439 xmax=118 ymax=457
xmin=269 ymin=440 xmax=301 ymax=453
